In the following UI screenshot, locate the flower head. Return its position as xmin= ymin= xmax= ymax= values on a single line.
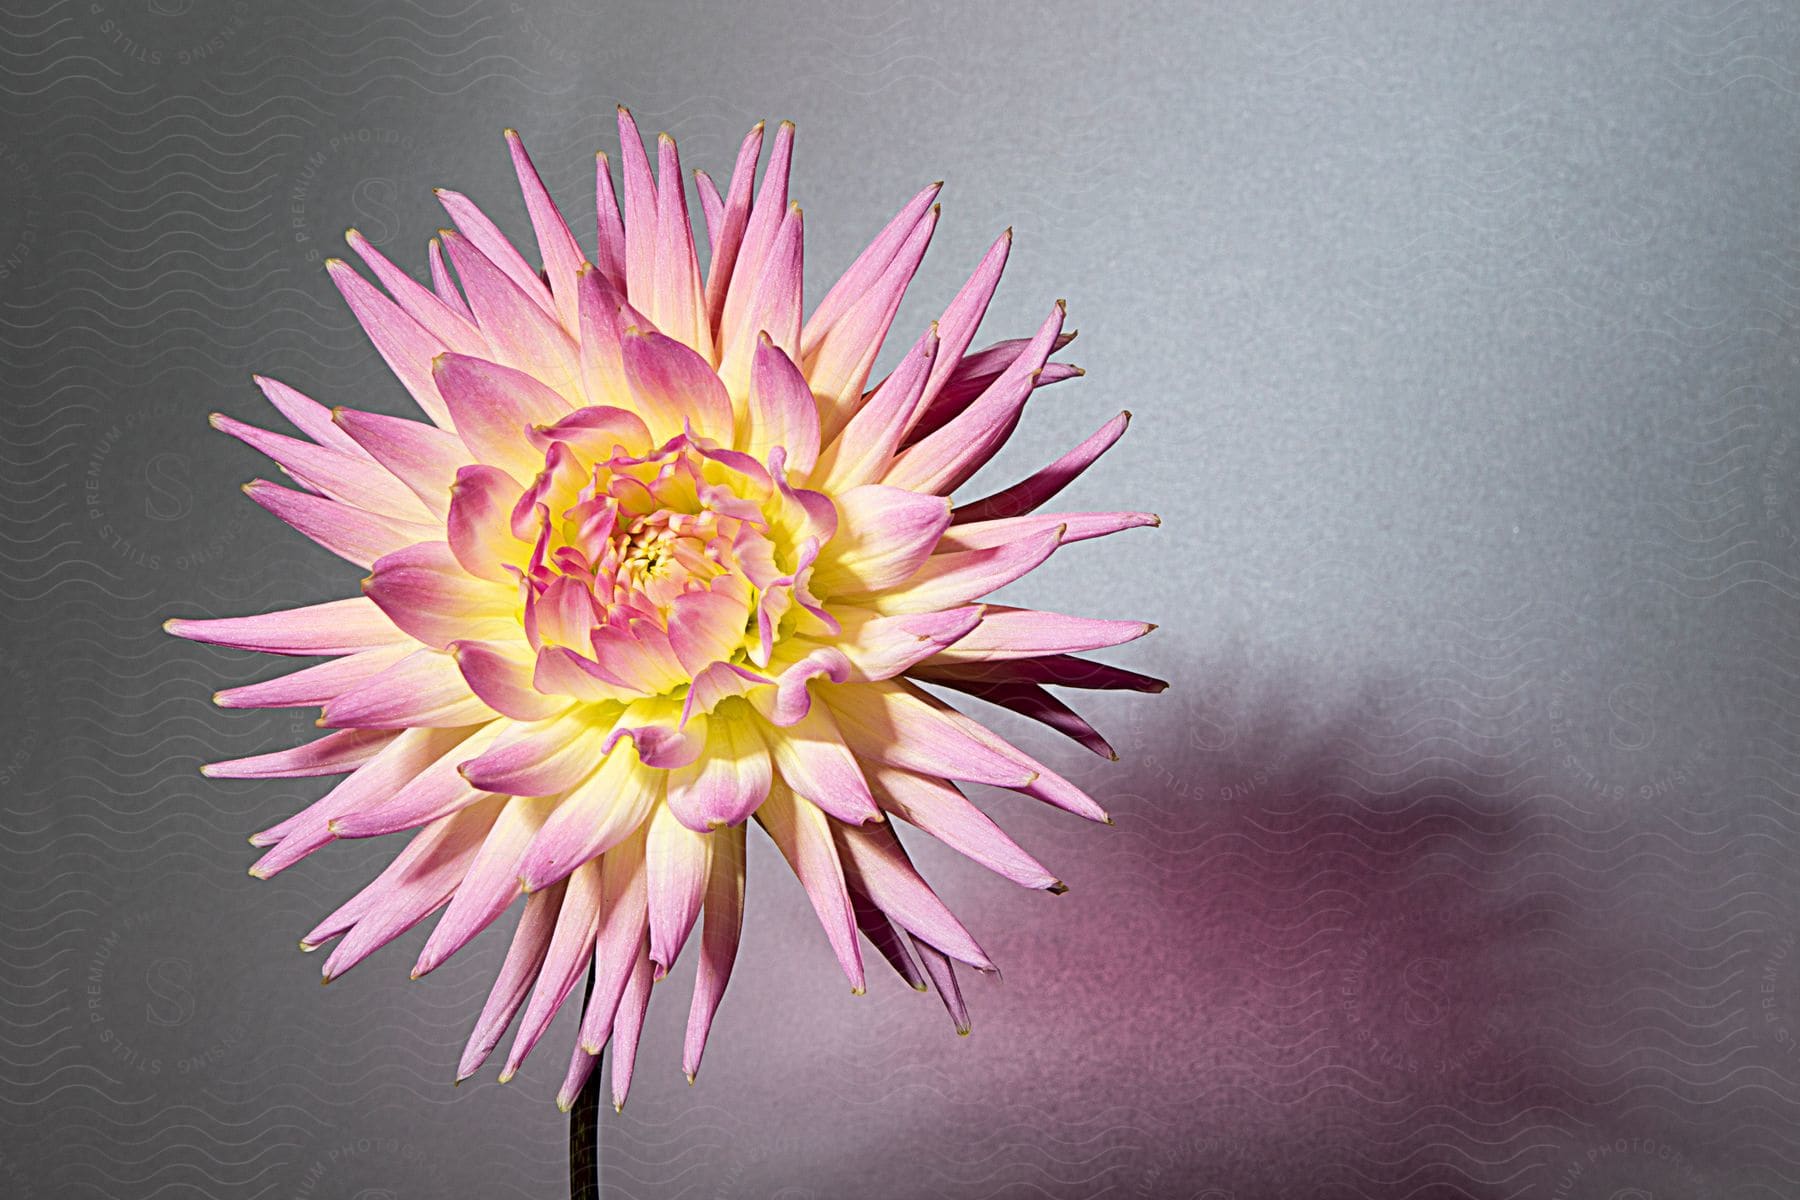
xmin=169 ymin=110 xmax=1160 ymax=1109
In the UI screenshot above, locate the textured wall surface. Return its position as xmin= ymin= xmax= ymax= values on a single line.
xmin=4 ymin=2 xmax=1800 ymax=1197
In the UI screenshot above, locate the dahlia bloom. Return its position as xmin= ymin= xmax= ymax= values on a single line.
xmin=168 ymin=110 xmax=1160 ymax=1110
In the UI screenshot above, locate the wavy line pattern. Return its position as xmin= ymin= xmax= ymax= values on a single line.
xmin=6 ymin=1 xmax=1800 ymax=1198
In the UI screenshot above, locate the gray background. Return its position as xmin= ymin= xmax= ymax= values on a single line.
xmin=2 ymin=1 xmax=1797 ymax=1196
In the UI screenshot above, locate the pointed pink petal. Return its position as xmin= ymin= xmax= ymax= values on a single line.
xmin=577 ymin=824 xmax=651 ymax=1053
xmin=683 ymin=821 xmax=745 ymax=1081
xmin=908 ymin=331 xmax=1078 ymax=444
xmin=574 ymin=262 xmax=638 ymax=408
xmin=884 ymin=301 xmax=1066 ymax=495
xmin=824 ymin=679 xmax=1036 ymax=788
xmin=907 ymin=332 xmax=1072 ymax=446
xmin=436 ymin=186 xmax=556 ymax=319
xmin=255 ymin=726 xmax=482 ymax=877
xmin=756 ymin=785 xmax=864 ymax=991
xmin=650 ymin=132 xmax=710 ymax=358
xmin=831 ymin=679 xmax=1107 ymax=821
xmin=720 ymin=120 xmax=793 ymax=346
xmin=916 ymin=675 xmax=1116 ymax=758
xmin=834 ymin=821 xmax=993 ymax=971
xmin=460 ymin=883 xmax=564 ymax=1081
xmin=897 ymin=230 xmax=1012 ymax=442
xmin=263 ymin=726 xmax=482 ymax=847
xmin=761 ymin=702 xmax=880 ymax=824
xmin=920 ymin=653 xmax=1165 ymax=693
xmin=717 ymin=200 xmax=802 ymax=402
xmin=328 ymin=722 xmax=504 ymax=839
xmin=871 ymin=525 xmax=1062 ymax=614
xmin=828 ymin=605 xmax=984 ymax=682
xmin=846 ymin=872 xmax=925 ymax=991
xmin=414 ymin=793 xmax=552 ymax=977
xmin=594 ymin=151 xmax=626 ymax=293
xmin=448 ymin=465 xmax=532 ymax=582
xmin=243 ymin=479 xmax=437 ymax=569
xmin=608 ymin=944 xmax=654 ymax=1110
xmin=802 ymin=180 xmax=941 ymax=353
xmin=812 ymin=324 xmax=937 ymax=492
xmin=321 ymin=648 xmax=495 ymax=729
xmin=345 ymin=227 xmax=485 ymax=354
xmin=217 ymin=410 xmax=454 ymax=521
xmin=911 ymin=936 xmax=971 ymax=1035
xmin=503 ymin=859 xmax=603 ymax=1079
xmin=506 ymin=129 xmax=587 ymax=335
xmin=952 ymin=411 xmax=1132 ymax=524
xmin=320 ymin=798 xmax=504 ymax=978
xmin=557 ymin=1043 xmax=599 ymax=1113
xmin=440 ymin=229 xmax=582 ymax=399
xmin=615 ymin=106 xmax=659 ymax=316
xmin=165 ymin=596 xmax=400 ymax=657
xmin=202 ymin=728 xmax=396 ymax=780
xmin=702 ymin=122 xmax=766 ymax=334
xmin=930 ymin=606 xmax=1155 ymax=661
xmin=939 ymin=510 xmax=1157 ymax=550
xmin=804 ymin=203 xmax=937 ymax=437
xmin=332 ymin=406 xmax=468 ymax=519
xmin=319 ymin=797 xmax=503 ymax=982
xmin=696 ymin=168 xmax=724 ymax=257
xmin=744 ymin=334 xmax=820 ymax=476
xmin=252 ymin=375 xmax=365 ymax=455
xmin=646 ymin=801 xmax=711 ymax=975
xmin=870 ymin=763 xmax=1060 ymax=889
xmin=1015 ymin=759 xmax=1107 ymax=822
xmin=326 ymin=258 xmax=454 ymax=429
xmin=429 ymin=236 xmax=473 ymax=321
xmin=214 ymin=642 xmax=411 ymax=709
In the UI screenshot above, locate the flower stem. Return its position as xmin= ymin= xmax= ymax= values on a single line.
xmin=568 ymin=964 xmax=602 ymax=1199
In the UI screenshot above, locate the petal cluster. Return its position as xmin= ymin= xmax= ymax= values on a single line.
xmin=168 ymin=111 xmax=1160 ymax=1109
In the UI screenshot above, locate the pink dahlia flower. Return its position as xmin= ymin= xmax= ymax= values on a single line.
xmin=168 ymin=110 xmax=1161 ymax=1110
